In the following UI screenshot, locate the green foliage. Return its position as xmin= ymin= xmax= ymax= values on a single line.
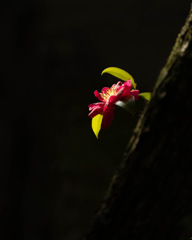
xmin=101 ymin=67 xmax=136 ymax=89
xmin=139 ymin=92 xmax=151 ymax=101
xmin=115 ymin=99 xmax=135 ymax=115
xmin=92 ymin=114 xmax=103 ymax=138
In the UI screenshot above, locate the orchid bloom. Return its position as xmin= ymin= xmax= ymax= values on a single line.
xmin=88 ymin=67 xmax=151 ymax=138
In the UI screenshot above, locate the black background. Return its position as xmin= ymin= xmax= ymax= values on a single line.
xmin=1 ymin=1 xmax=191 ymax=239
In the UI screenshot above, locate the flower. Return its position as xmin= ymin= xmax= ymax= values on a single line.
xmin=88 ymin=80 xmax=139 ymax=130
xmin=88 ymin=67 xmax=151 ymax=138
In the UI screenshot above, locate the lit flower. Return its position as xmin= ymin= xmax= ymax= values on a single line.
xmin=88 ymin=67 xmax=151 ymax=138
xmin=88 ymin=80 xmax=139 ymax=130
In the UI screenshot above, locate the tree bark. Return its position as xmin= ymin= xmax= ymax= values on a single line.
xmin=84 ymin=4 xmax=192 ymax=240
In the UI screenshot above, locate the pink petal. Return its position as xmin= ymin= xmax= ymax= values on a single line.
xmin=120 ymin=82 xmax=132 ymax=98
xmin=88 ymin=102 xmax=105 ymax=110
xmin=94 ymin=90 xmax=105 ymax=102
xmin=114 ymin=81 xmax=123 ymax=91
xmin=103 ymin=96 xmax=118 ymax=112
xmin=130 ymin=90 xmax=139 ymax=101
xmin=101 ymin=87 xmax=109 ymax=93
xmin=120 ymin=88 xmax=131 ymax=98
xmin=88 ymin=105 xmax=104 ymax=118
xmin=101 ymin=103 xmax=115 ymax=129
xmin=116 ymin=87 xmax=124 ymax=99
xmin=124 ymin=80 xmax=132 ymax=88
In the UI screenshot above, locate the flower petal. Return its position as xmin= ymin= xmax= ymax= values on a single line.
xmin=92 ymin=114 xmax=103 ymax=138
xmin=103 ymin=96 xmax=118 ymax=111
xmin=101 ymin=87 xmax=109 ymax=93
xmin=88 ymin=104 xmax=104 ymax=118
xmin=116 ymin=87 xmax=125 ymax=98
xmin=94 ymin=90 xmax=104 ymax=102
xmin=118 ymin=81 xmax=131 ymax=99
xmin=130 ymin=90 xmax=139 ymax=101
xmin=88 ymin=102 xmax=105 ymax=111
xmin=123 ymin=80 xmax=132 ymax=88
xmin=113 ymin=81 xmax=123 ymax=91
xmin=101 ymin=103 xmax=115 ymax=129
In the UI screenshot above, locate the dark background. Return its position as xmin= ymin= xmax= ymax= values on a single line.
xmin=0 ymin=1 xmax=191 ymax=240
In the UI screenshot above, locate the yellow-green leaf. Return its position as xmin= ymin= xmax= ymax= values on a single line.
xmin=139 ymin=92 xmax=151 ymax=101
xmin=101 ymin=67 xmax=136 ymax=89
xmin=92 ymin=114 xmax=103 ymax=139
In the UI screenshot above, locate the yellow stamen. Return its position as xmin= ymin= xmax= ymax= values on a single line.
xmin=100 ymin=86 xmax=117 ymax=101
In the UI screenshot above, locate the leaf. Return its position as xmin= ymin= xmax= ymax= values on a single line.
xmin=139 ymin=92 xmax=151 ymax=101
xmin=101 ymin=67 xmax=136 ymax=89
xmin=115 ymin=99 xmax=135 ymax=115
xmin=101 ymin=67 xmax=133 ymax=81
xmin=92 ymin=114 xmax=103 ymax=139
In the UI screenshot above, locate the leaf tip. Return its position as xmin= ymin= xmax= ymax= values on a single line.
xmin=92 ymin=114 xmax=103 ymax=139
xmin=139 ymin=92 xmax=152 ymax=101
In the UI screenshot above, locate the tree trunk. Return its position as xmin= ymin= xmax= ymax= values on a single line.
xmin=84 ymin=4 xmax=192 ymax=240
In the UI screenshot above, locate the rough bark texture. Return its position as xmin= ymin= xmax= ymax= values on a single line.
xmin=84 ymin=4 xmax=192 ymax=240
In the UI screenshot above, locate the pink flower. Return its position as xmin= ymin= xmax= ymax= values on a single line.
xmin=88 ymin=80 xmax=139 ymax=129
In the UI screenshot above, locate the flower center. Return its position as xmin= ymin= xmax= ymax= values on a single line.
xmin=100 ymin=86 xmax=117 ymax=101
